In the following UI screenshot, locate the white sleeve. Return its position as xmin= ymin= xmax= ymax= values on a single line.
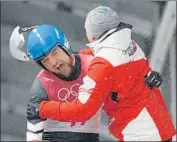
xmin=26 ymin=119 xmax=45 ymax=141
xmin=26 ymin=78 xmax=48 ymax=141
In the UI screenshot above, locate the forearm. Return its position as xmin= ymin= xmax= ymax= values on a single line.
xmin=39 ymin=95 xmax=104 ymax=122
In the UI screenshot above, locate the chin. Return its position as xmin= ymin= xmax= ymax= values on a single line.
xmin=65 ymin=72 xmax=71 ymax=77
xmin=56 ymin=72 xmax=70 ymax=78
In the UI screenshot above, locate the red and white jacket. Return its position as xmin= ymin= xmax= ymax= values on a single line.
xmin=39 ymin=23 xmax=176 ymax=141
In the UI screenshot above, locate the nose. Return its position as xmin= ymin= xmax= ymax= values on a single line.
xmin=48 ymin=57 xmax=58 ymax=68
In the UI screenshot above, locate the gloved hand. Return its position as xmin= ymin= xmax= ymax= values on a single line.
xmin=26 ymin=95 xmax=44 ymax=120
xmin=145 ymin=71 xmax=163 ymax=89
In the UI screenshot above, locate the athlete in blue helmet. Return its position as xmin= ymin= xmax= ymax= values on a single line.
xmin=9 ymin=24 xmax=162 ymax=141
xmin=24 ymin=24 xmax=102 ymax=141
xmin=27 ymin=24 xmax=76 ymax=80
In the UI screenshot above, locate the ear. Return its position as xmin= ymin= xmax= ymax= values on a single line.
xmin=92 ymin=37 xmax=97 ymax=41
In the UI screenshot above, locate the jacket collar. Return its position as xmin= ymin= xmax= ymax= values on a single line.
xmin=86 ymin=22 xmax=133 ymax=53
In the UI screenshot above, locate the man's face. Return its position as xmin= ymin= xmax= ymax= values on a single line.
xmin=40 ymin=45 xmax=73 ymax=77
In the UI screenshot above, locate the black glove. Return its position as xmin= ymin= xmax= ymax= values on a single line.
xmin=145 ymin=71 xmax=163 ymax=89
xmin=26 ymin=95 xmax=43 ymax=120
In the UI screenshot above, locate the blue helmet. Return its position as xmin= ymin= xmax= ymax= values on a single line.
xmin=26 ymin=24 xmax=72 ymax=61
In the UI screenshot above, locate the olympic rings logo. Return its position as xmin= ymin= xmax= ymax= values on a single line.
xmin=57 ymin=83 xmax=80 ymax=102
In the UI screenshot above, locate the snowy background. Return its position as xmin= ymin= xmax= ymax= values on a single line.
xmin=1 ymin=1 xmax=176 ymax=141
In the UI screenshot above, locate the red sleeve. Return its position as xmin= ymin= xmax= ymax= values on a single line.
xmin=39 ymin=57 xmax=114 ymax=122
xmin=79 ymin=48 xmax=94 ymax=56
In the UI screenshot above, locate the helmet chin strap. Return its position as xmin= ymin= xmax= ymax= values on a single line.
xmin=9 ymin=26 xmax=35 ymax=61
